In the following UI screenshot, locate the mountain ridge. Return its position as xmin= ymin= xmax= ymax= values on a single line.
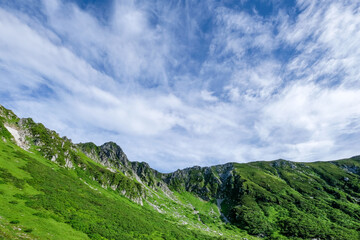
xmin=1 ymin=104 xmax=360 ymax=239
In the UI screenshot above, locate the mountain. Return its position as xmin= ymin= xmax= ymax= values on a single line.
xmin=1 ymin=104 xmax=360 ymax=240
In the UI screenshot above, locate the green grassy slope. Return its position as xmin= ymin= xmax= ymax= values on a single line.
xmin=165 ymin=159 xmax=360 ymax=239
xmin=228 ymin=160 xmax=360 ymax=239
xmin=0 ymin=127 xmax=228 ymax=239
xmin=0 ymin=106 xmax=256 ymax=240
xmin=2 ymin=104 xmax=360 ymax=240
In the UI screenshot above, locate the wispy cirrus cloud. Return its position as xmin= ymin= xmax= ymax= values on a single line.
xmin=0 ymin=0 xmax=359 ymax=172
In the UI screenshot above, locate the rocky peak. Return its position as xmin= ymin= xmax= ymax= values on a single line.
xmin=78 ymin=141 xmax=166 ymax=190
xmin=100 ymin=141 xmax=129 ymax=166
xmin=271 ymin=159 xmax=298 ymax=169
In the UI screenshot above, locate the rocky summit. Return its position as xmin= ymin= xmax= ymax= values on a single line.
xmin=1 ymin=104 xmax=360 ymax=240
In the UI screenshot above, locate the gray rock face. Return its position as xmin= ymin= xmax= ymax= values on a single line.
xmin=78 ymin=141 xmax=166 ymax=191
xmin=162 ymin=163 xmax=239 ymax=201
xmin=78 ymin=141 xmax=239 ymax=202
xmin=341 ymin=164 xmax=360 ymax=175
xmin=3 ymin=124 xmax=30 ymax=150
xmin=98 ymin=142 xmax=132 ymax=174
xmin=100 ymin=142 xmax=129 ymax=166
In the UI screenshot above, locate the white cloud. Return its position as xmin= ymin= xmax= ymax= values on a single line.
xmin=200 ymin=90 xmax=218 ymax=102
xmin=283 ymin=1 xmax=360 ymax=86
xmin=0 ymin=0 xmax=360 ymax=172
xmin=256 ymin=83 xmax=360 ymax=161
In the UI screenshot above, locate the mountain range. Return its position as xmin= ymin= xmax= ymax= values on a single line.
xmin=1 ymin=104 xmax=360 ymax=239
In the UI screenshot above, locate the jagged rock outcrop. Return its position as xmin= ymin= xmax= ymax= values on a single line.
xmin=78 ymin=141 xmax=133 ymax=174
xmin=163 ymin=163 xmax=239 ymax=201
xmin=78 ymin=141 xmax=172 ymax=195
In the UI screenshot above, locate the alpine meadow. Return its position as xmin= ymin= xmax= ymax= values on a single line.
xmin=1 ymin=106 xmax=360 ymax=239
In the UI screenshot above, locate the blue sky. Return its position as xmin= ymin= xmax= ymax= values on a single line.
xmin=1 ymin=0 xmax=360 ymax=172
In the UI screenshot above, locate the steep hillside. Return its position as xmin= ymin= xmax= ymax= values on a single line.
xmin=0 ymin=105 xmax=254 ymax=240
xmin=1 ymin=104 xmax=360 ymax=240
xmin=164 ymin=159 xmax=360 ymax=239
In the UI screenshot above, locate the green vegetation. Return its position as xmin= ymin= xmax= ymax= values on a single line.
xmin=0 ymin=138 xmax=225 ymax=240
xmin=240 ymin=160 xmax=360 ymax=239
xmin=0 ymin=143 xmax=89 ymax=240
xmin=165 ymin=159 xmax=360 ymax=239
xmin=0 ymin=105 xmax=237 ymax=239
xmin=1 ymin=104 xmax=360 ymax=239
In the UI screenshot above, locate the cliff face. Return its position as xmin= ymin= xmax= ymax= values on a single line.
xmin=163 ymin=163 xmax=235 ymax=200
xmin=78 ymin=141 xmax=168 ymax=191
xmin=78 ymin=142 xmax=131 ymax=173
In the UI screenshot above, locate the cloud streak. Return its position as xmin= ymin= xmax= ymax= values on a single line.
xmin=0 ymin=0 xmax=359 ymax=172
